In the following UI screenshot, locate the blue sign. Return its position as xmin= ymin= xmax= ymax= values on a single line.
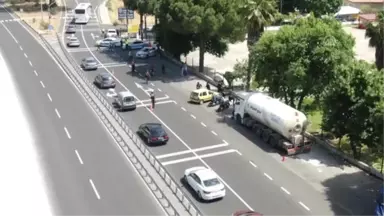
xmin=48 ymin=24 xmax=53 ymax=31
xmin=118 ymin=8 xmax=134 ymax=20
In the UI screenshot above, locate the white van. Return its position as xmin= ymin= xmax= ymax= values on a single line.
xmin=114 ymin=91 xmax=136 ymax=111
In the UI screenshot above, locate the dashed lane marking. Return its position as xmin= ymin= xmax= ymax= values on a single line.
xmin=89 ymin=179 xmax=101 ymax=200
xmin=201 ymin=122 xmax=206 ymax=127
xmin=28 ymin=61 xmax=33 ymax=67
xmin=236 ymin=151 xmax=242 ymax=156
xmin=47 ymin=93 xmax=52 ymax=102
xmin=34 ymin=70 xmax=38 ymax=76
xmin=64 ymin=127 xmax=71 ymax=139
xmin=19 ymin=46 xmax=23 ymax=50
xmin=211 ymin=130 xmax=218 ymax=136
xmin=55 ymin=108 xmax=61 ymax=119
xmin=298 ymin=201 xmax=311 ymax=211
xmin=249 ymin=161 xmax=257 ymax=168
xmin=157 ymin=88 xmax=162 ymax=92
xmin=150 ymin=83 xmax=155 ymax=86
xmin=181 ymin=107 xmax=186 ymax=111
xmin=280 ymin=187 xmax=291 ymax=195
xmin=75 ymin=150 xmax=84 ymax=165
xmin=24 ymin=53 xmax=28 ymax=58
xmin=190 ymin=114 xmax=196 ymax=119
xmin=40 ymin=81 xmax=45 ymax=88
xmin=264 ymin=173 xmax=273 ymax=181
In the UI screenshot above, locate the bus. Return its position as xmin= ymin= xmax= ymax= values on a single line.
xmin=74 ymin=3 xmax=92 ymax=24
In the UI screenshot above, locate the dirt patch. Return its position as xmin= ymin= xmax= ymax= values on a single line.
xmin=106 ymin=0 xmax=155 ymax=26
xmin=7 ymin=1 xmax=63 ymax=34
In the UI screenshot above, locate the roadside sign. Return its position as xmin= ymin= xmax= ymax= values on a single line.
xmin=128 ymin=24 xmax=139 ymax=33
xmin=48 ymin=24 xmax=53 ymax=31
xmin=118 ymin=8 xmax=134 ymax=20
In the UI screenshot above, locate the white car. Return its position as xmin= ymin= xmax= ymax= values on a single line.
xmin=96 ymin=37 xmax=121 ymax=47
xmin=135 ymin=47 xmax=157 ymax=58
xmin=184 ymin=166 xmax=225 ymax=201
xmin=128 ymin=40 xmax=148 ymax=50
xmin=106 ymin=29 xmax=117 ymax=37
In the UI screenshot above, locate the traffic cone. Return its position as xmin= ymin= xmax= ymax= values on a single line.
xmin=150 ymin=104 xmax=153 ymax=111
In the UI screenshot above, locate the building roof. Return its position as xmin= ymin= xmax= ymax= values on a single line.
xmin=347 ymin=0 xmax=384 ymax=3
xmin=359 ymin=13 xmax=377 ymax=21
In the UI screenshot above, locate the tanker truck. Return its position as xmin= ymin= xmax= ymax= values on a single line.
xmin=233 ymin=91 xmax=312 ymax=155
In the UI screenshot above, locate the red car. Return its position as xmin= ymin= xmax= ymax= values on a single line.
xmin=233 ymin=210 xmax=263 ymax=216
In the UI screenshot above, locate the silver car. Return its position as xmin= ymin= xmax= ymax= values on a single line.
xmin=94 ymin=73 xmax=116 ymax=88
xmin=81 ymin=57 xmax=98 ymax=70
xmin=135 ymin=47 xmax=157 ymax=58
xmin=67 ymin=37 xmax=80 ymax=47
xmin=66 ymin=25 xmax=76 ymax=34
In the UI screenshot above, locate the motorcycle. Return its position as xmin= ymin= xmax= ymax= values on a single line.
xmin=216 ymin=100 xmax=230 ymax=112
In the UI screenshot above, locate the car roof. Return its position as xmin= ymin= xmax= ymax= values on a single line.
xmin=192 ymin=89 xmax=208 ymax=93
xmin=144 ymin=123 xmax=162 ymax=129
xmin=194 ymin=168 xmax=217 ymax=180
xmin=99 ymin=73 xmax=111 ymax=78
xmin=85 ymin=57 xmax=95 ymax=61
xmin=107 ymin=29 xmax=116 ymax=31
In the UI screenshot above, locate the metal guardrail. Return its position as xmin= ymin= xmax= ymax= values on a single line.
xmin=20 ymin=21 xmax=202 ymax=216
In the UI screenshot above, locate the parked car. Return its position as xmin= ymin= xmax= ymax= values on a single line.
xmin=128 ymin=40 xmax=148 ymax=50
xmin=96 ymin=37 xmax=121 ymax=47
xmin=66 ymin=25 xmax=76 ymax=34
xmin=137 ymin=123 xmax=169 ymax=145
xmin=184 ymin=166 xmax=225 ymax=201
xmin=94 ymin=72 xmax=116 ymax=89
xmin=105 ymin=29 xmax=117 ymax=37
xmin=135 ymin=47 xmax=157 ymax=58
xmin=189 ymin=88 xmax=218 ymax=104
xmin=80 ymin=57 xmax=98 ymax=70
xmin=66 ymin=37 xmax=80 ymax=47
xmin=232 ymin=210 xmax=263 ymax=216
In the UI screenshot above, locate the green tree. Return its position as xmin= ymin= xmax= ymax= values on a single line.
xmin=297 ymin=0 xmax=342 ymax=17
xmin=249 ymin=16 xmax=355 ymax=110
xmin=322 ymin=61 xmax=384 ymax=158
xmin=239 ymin=0 xmax=278 ymax=90
xmin=365 ymin=11 xmax=384 ymax=70
xmin=156 ymin=0 xmax=245 ymax=73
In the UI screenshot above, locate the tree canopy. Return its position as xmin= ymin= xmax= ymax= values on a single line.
xmin=280 ymin=0 xmax=342 ymax=16
xmin=155 ymin=0 xmax=245 ymax=73
xmin=249 ymin=16 xmax=355 ymax=110
xmin=365 ymin=10 xmax=384 ymax=70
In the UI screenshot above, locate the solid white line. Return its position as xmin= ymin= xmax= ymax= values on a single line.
xmin=75 ymin=150 xmax=84 ymax=165
xmin=89 ymin=179 xmax=101 ymax=200
xmin=222 ymin=139 xmax=228 ymax=144
xmin=211 ymin=130 xmax=218 ymax=136
xmin=162 ymin=149 xmax=237 ymax=166
xmin=150 ymin=83 xmax=155 ymax=86
xmin=298 ymin=201 xmax=311 ymax=211
xmin=236 ymin=151 xmax=242 ymax=155
xmin=190 ymin=114 xmax=196 ymax=119
xmin=19 ymin=46 xmax=23 ymax=50
xmin=24 ymin=53 xmax=28 ymax=58
xmin=201 ymin=122 xmax=206 ymax=127
xmin=136 ymin=100 xmax=176 ymax=108
xmin=64 ymin=127 xmax=71 ymax=139
xmin=34 ymin=70 xmax=38 ymax=76
xmin=54 ymin=108 xmax=61 ymax=119
xmin=47 ymin=93 xmax=52 ymax=102
xmin=78 ymin=24 xmax=254 ymax=211
xmin=157 ymin=88 xmax=162 ymax=92
xmin=156 ymin=143 xmax=229 ymax=159
xmin=181 ymin=107 xmax=186 ymax=111
xmin=138 ymin=96 xmax=169 ymax=103
xmin=29 ymin=61 xmax=33 ymax=67
xmin=280 ymin=187 xmax=291 ymax=195
xmin=263 ymin=173 xmax=273 ymax=181
xmin=0 ymin=20 xmax=18 ymax=43
xmin=249 ymin=161 xmax=257 ymax=168
xmin=40 ymin=81 xmax=45 ymax=88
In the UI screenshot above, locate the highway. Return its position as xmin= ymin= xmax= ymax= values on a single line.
xmin=59 ymin=0 xmax=383 ymax=214
xmin=0 ymin=6 xmax=166 ymax=215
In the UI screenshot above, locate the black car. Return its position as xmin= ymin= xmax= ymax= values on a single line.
xmin=94 ymin=73 xmax=116 ymax=89
xmin=137 ymin=123 xmax=169 ymax=145
xmin=66 ymin=25 xmax=76 ymax=34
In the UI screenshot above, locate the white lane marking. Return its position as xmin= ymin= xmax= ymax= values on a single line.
xmin=165 ymin=94 xmax=169 ymax=98
xmin=150 ymin=83 xmax=155 ymax=86
xmin=156 ymin=143 xmax=229 ymax=159
xmin=157 ymin=88 xmax=162 ymax=92
xmin=201 ymin=122 xmax=206 ymax=127
xmin=47 ymin=93 xmax=52 ymax=102
xmin=63 ymin=127 xmax=71 ymax=139
xmin=162 ymin=149 xmax=238 ymax=166
xmin=75 ymin=150 xmax=84 ymax=165
xmin=236 ymin=151 xmax=242 ymax=156
xmin=249 ymin=161 xmax=257 ymax=168
xmin=34 ymin=70 xmax=38 ymax=76
xmin=54 ymin=108 xmax=61 ymax=119
xmin=263 ymin=173 xmax=273 ymax=181
xmin=137 ymin=96 xmax=169 ymax=103
xmin=89 ymin=179 xmax=101 ymax=200
xmin=40 ymin=81 xmax=45 ymax=88
xmin=222 ymin=139 xmax=228 ymax=144
xmin=136 ymin=100 xmax=176 ymax=108
xmin=190 ymin=114 xmax=196 ymax=119
xmin=19 ymin=46 xmax=23 ymax=50
xmin=24 ymin=53 xmax=28 ymax=58
xmin=29 ymin=61 xmax=33 ymax=67
xmin=78 ymin=24 xmax=254 ymax=211
xmin=298 ymin=201 xmax=311 ymax=211
xmin=0 ymin=21 xmax=18 ymax=43
xmin=280 ymin=187 xmax=291 ymax=195
xmin=181 ymin=107 xmax=186 ymax=111
xmin=211 ymin=130 xmax=218 ymax=136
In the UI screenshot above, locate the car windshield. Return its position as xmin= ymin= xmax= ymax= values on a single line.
xmin=150 ymin=126 xmax=165 ymax=136
xmin=140 ymin=48 xmax=149 ymax=52
xmin=123 ymin=97 xmax=134 ymax=102
xmin=191 ymin=92 xmax=198 ymax=97
xmin=70 ymin=38 xmax=78 ymax=41
xmin=203 ymin=178 xmax=220 ymax=187
xmin=102 ymin=76 xmax=112 ymax=80
xmin=108 ymin=30 xmax=116 ymax=33
xmin=86 ymin=59 xmax=95 ymax=63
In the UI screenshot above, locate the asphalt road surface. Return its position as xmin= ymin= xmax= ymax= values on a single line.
xmin=61 ymin=0 xmax=382 ymax=215
xmin=0 ymin=6 xmax=166 ymax=215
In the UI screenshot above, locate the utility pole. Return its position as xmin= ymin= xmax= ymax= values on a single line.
xmin=40 ymin=0 xmax=44 ymax=22
xmin=126 ymin=7 xmax=129 ymax=36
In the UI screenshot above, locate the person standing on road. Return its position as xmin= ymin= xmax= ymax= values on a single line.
xmin=131 ymin=61 xmax=135 ymax=73
xmin=150 ymin=91 xmax=155 ymax=109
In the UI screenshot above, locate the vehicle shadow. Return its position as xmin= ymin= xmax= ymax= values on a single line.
xmin=179 ymin=177 xmax=224 ymax=204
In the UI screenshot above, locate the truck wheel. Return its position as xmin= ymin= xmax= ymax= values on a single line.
xmin=236 ymin=114 xmax=242 ymax=124
xmin=270 ymin=136 xmax=277 ymax=147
